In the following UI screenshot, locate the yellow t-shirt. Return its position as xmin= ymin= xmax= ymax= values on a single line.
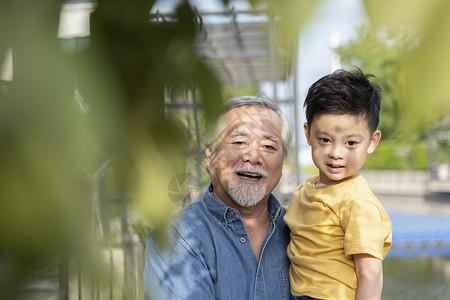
xmin=284 ymin=175 xmax=392 ymax=300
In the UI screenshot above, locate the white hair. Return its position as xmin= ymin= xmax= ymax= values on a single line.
xmin=205 ymin=96 xmax=292 ymax=159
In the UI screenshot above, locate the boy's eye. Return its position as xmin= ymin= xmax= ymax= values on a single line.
xmin=347 ymin=141 xmax=357 ymax=146
xmin=319 ymin=138 xmax=330 ymax=143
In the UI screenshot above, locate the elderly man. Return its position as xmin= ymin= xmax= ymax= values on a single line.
xmin=144 ymin=96 xmax=293 ymax=299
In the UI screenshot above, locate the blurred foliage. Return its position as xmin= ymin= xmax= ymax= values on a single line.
xmin=339 ymin=0 xmax=450 ymax=142
xmin=249 ymin=0 xmax=319 ymax=42
xmin=336 ymin=26 xmax=419 ymax=141
xmin=364 ymin=0 xmax=450 ymax=117
xmin=364 ymin=140 xmax=428 ymax=170
xmin=10 ymin=0 xmax=450 ymax=297
xmin=428 ymin=120 xmax=450 ymax=165
xmin=0 ymin=0 xmax=317 ymax=298
xmin=339 ymin=0 xmax=450 ymax=171
xmin=0 ymin=0 xmax=225 ymax=296
xmin=222 ymin=84 xmax=261 ymax=100
xmin=1 ymin=0 xmax=450 ymax=297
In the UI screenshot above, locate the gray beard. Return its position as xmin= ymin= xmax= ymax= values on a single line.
xmin=228 ymin=177 xmax=267 ymax=207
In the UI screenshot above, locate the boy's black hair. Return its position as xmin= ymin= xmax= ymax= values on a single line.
xmin=304 ymin=68 xmax=382 ymax=134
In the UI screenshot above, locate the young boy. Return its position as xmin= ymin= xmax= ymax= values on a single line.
xmin=284 ymin=69 xmax=392 ymax=300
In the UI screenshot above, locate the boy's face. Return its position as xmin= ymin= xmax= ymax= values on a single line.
xmin=304 ymin=113 xmax=381 ymax=188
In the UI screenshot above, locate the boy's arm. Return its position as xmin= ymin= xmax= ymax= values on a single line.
xmin=354 ymin=253 xmax=383 ymax=300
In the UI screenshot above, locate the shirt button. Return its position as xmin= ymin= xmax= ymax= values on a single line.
xmin=229 ymin=211 xmax=234 ymax=217
xmin=258 ymin=272 xmax=262 ymax=278
xmin=240 ymin=237 xmax=246 ymax=243
xmin=221 ymin=221 xmax=226 ymax=226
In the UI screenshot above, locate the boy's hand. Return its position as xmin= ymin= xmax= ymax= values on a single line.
xmin=354 ymin=253 xmax=383 ymax=300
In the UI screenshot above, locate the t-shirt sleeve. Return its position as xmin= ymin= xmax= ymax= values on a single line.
xmin=341 ymin=200 xmax=389 ymax=260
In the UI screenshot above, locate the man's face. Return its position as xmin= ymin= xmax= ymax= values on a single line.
xmin=205 ymin=105 xmax=284 ymax=208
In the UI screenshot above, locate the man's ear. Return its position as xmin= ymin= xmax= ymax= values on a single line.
xmin=367 ymin=130 xmax=381 ymax=154
xmin=303 ymin=122 xmax=312 ymax=146
xmin=205 ymin=146 xmax=212 ymax=168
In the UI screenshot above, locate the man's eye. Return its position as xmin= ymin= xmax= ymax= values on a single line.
xmin=232 ymin=141 xmax=245 ymax=145
xmin=263 ymin=145 xmax=276 ymax=151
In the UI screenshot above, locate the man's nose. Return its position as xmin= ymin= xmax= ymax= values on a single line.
xmin=241 ymin=143 xmax=263 ymax=164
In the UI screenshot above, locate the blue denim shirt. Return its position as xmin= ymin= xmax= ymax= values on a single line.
xmin=144 ymin=184 xmax=291 ymax=300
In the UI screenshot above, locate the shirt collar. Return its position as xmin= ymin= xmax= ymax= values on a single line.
xmin=203 ymin=183 xmax=283 ymax=224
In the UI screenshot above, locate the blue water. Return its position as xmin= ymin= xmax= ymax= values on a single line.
xmin=382 ymin=211 xmax=450 ymax=299
xmin=387 ymin=211 xmax=450 ymax=258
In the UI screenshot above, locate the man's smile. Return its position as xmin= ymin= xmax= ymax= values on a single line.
xmin=236 ymin=171 xmax=263 ymax=180
xmin=233 ymin=165 xmax=267 ymax=181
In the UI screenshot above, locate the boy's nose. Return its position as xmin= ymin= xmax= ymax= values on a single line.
xmin=329 ymin=145 xmax=344 ymax=160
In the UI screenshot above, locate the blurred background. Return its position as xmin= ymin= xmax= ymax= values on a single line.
xmin=0 ymin=0 xmax=449 ymax=299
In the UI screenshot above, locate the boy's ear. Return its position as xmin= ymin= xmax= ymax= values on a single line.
xmin=303 ymin=122 xmax=312 ymax=146
xmin=367 ymin=130 xmax=381 ymax=154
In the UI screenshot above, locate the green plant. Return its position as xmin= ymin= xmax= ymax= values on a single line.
xmin=364 ymin=140 xmax=428 ymax=170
